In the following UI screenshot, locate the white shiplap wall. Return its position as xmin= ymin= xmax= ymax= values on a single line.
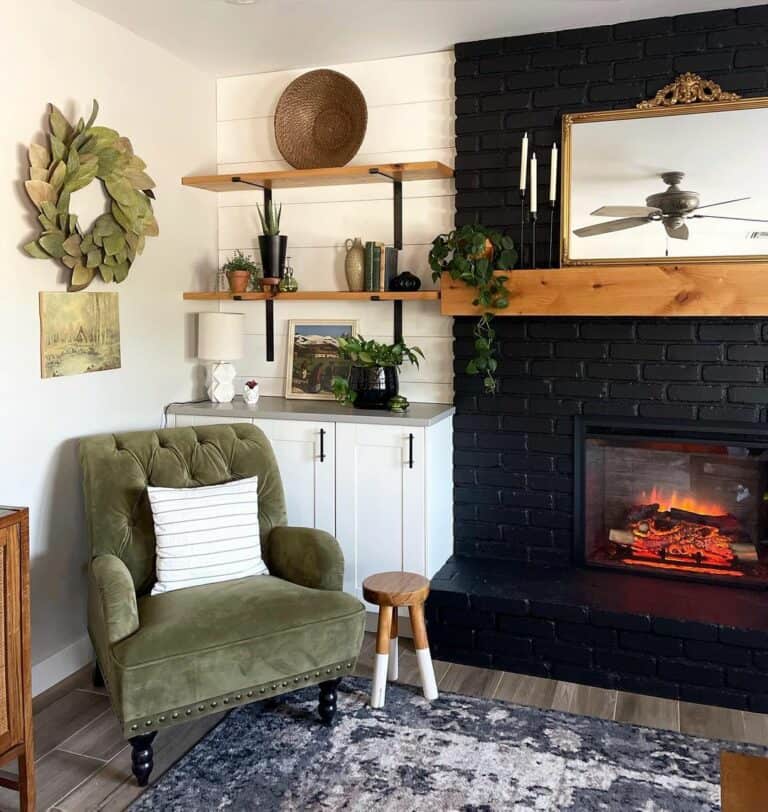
xmin=216 ymin=51 xmax=455 ymax=403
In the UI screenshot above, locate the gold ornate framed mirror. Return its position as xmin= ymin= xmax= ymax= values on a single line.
xmin=560 ymin=74 xmax=768 ymax=266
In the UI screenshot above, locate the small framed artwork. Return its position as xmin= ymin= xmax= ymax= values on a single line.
xmin=39 ymin=292 xmax=121 ymax=378
xmin=285 ymin=319 xmax=359 ymax=400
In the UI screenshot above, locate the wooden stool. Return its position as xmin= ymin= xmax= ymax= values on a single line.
xmin=362 ymin=571 xmax=438 ymax=708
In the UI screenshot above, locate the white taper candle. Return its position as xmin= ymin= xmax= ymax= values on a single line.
xmin=519 ymin=132 xmax=528 ymax=192
xmin=530 ymin=152 xmax=537 ymax=214
xmin=549 ymin=143 xmax=558 ymax=202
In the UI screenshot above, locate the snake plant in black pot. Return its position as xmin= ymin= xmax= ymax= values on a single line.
xmin=257 ymin=200 xmax=287 ymax=279
xmin=429 ymin=224 xmax=517 ymax=394
xmin=332 ymin=336 xmax=424 ymax=410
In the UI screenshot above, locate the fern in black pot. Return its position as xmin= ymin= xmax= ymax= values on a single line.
xmin=331 ymin=336 xmax=424 ymax=410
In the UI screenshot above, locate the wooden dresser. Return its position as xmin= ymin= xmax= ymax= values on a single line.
xmin=0 ymin=508 xmax=34 ymax=810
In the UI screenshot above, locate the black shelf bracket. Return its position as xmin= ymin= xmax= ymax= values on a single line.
xmin=265 ymin=298 xmax=275 ymax=362
xmin=232 ymin=175 xmax=274 ymax=361
xmin=393 ymin=299 xmax=403 ymax=345
xmin=368 ymin=168 xmax=403 ymax=250
xmin=231 ymin=176 xmax=272 ymax=207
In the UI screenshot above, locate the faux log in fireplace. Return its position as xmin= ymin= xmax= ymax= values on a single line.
xmin=575 ymin=418 xmax=768 ymax=589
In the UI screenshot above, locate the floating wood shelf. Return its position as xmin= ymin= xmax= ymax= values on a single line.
xmin=440 ymin=264 xmax=768 ymax=317
xmin=183 ymin=290 xmax=440 ymax=302
xmin=182 ymin=162 xmax=453 ymax=192
xmin=182 ymin=161 xmax=452 ymax=361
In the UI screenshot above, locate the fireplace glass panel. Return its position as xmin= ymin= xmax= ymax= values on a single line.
xmin=584 ymin=432 xmax=768 ymax=587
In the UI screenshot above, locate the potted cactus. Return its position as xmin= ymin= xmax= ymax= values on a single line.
xmin=257 ymin=201 xmax=287 ymax=282
xmin=222 ymin=250 xmax=260 ymax=294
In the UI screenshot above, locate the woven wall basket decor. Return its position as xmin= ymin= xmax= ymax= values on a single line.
xmin=274 ymin=69 xmax=367 ymax=169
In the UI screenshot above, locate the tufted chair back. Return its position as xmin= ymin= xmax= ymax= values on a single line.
xmin=80 ymin=424 xmax=287 ymax=595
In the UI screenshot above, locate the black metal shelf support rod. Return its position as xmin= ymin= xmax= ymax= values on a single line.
xmin=265 ymin=298 xmax=275 ymax=362
xmin=232 ymin=177 xmax=274 ymax=360
xmin=368 ymin=168 xmax=403 ymax=250
xmin=393 ymin=300 xmax=403 ymax=345
xmin=231 ymin=176 xmax=272 ymax=207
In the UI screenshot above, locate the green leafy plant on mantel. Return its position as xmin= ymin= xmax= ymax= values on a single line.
xmin=429 ymin=224 xmax=517 ymax=393
xmin=331 ymin=335 xmax=424 ymax=405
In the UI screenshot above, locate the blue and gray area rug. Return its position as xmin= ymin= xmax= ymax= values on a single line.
xmin=131 ymin=677 xmax=764 ymax=811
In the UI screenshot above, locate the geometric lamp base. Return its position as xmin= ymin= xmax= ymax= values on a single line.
xmin=207 ymin=361 xmax=236 ymax=403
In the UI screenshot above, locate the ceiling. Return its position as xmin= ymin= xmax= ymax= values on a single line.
xmin=75 ymin=0 xmax=765 ymax=77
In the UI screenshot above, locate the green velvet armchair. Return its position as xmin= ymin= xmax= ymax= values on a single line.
xmin=80 ymin=423 xmax=365 ymax=786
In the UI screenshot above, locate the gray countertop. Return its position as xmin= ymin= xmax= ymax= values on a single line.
xmin=168 ymin=397 xmax=455 ymax=427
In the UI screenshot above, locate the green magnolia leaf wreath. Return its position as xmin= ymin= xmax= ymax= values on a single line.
xmin=23 ymin=100 xmax=158 ymax=291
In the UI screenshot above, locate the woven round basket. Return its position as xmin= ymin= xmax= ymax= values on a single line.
xmin=274 ymin=69 xmax=367 ymax=169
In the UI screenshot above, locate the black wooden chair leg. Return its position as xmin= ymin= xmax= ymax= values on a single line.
xmin=93 ymin=661 xmax=105 ymax=688
xmin=318 ymin=678 xmax=341 ymax=725
xmin=129 ymin=731 xmax=157 ymax=787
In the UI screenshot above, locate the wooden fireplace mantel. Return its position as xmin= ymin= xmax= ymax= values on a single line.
xmin=439 ymin=264 xmax=768 ymax=317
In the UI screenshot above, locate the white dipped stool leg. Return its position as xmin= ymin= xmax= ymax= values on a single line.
xmin=370 ymin=605 xmax=393 ymax=708
xmin=388 ymin=608 xmax=399 ymax=681
xmin=409 ymin=602 xmax=439 ymax=701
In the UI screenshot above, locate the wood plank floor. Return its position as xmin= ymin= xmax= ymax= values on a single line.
xmin=6 ymin=632 xmax=767 ymax=810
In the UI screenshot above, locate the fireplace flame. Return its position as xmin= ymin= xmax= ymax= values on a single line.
xmin=639 ymin=486 xmax=726 ymax=517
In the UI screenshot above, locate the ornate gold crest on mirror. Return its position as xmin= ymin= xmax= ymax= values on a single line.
xmin=560 ymin=74 xmax=768 ymax=266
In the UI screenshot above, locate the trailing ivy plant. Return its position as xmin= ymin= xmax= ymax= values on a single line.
xmin=429 ymin=224 xmax=517 ymax=393
xmin=331 ymin=335 xmax=424 ymax=405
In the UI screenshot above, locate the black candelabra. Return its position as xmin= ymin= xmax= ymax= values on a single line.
xmin=519 ymin=189 xmax=527 ymax=268
xmin=548 ymin=201 xmax=556 ymax=269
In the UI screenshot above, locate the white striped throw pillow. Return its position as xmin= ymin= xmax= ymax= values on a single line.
xmin=147 ymin=475 xmax=268 ymax=596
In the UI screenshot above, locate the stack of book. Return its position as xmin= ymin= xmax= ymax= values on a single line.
xmin=363 ymin=242 xmax=398 ymax=292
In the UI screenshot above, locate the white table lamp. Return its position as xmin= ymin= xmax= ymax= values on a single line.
xmin=198 ymin=312 xmax=244 ymax=403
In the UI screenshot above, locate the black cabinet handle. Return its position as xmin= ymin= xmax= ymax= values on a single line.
xmin=319 ymin=428 xmax=326 ymax=462
xmin=408 ymin=433 xmax=414 ymax=469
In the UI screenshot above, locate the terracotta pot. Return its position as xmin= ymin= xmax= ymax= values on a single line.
xmin=472 ymin=238 xmax=494 ymax=262
xmin=227 ymin=270 xmax=250 ymax=293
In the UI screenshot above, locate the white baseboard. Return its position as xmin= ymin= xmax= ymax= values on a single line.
xmin=32 ymin=635 xmax=93 ymax=697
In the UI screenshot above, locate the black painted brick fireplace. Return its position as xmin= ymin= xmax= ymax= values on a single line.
xmin=426 ymin=5 xmax=768 ymax=711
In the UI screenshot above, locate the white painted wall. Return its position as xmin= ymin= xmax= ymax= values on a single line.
xmin=0 ymin=1 xmax=217 ymax=693
xmin=215 ymin=52 xmax=456 ymax=403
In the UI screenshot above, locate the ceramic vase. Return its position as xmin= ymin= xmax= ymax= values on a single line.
xmin=344 ymin=237 xmax=365 ymax=292
xmin=243 ymin=383 xmax=260 ymax=406
xmin=259 ymin=235 xmax=288 ymax=279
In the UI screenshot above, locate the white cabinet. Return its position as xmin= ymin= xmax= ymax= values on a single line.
xmin=253 ymin=419 xmax=335 ymax=536
xmin=335 ymin=424 xmax=425 ymax=602
xmin=167 ymin=403 xmax=453 ymax=605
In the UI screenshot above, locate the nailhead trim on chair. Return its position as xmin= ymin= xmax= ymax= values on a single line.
xmin=124 ymin=659 xmax=356 ymax=735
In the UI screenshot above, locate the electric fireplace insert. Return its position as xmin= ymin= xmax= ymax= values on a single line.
xmin=575 ymin=417 xmax=768 ymax=589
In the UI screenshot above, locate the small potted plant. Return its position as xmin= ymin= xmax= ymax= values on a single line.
xmin=243 ymin=379 xmax=260 ymax=405
xmin=332 ymin=335 xmax=424 ymax=410
xmin=223 ymin=250 xmax=260 ymax=294
xmin=257 ymin=201 xmax=287 ymax=284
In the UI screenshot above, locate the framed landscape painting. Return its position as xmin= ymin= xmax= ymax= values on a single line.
xmin=39 ymin=292 xmax=121 ymax=378
xmin=285 ymin=319 xmax=359 ymax=400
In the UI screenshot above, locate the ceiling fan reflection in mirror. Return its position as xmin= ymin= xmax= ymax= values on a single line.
xmin=573 ymin=172 xmax=768 ymax=241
